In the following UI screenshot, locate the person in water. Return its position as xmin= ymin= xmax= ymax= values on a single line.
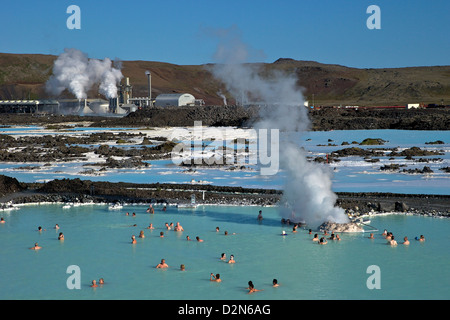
xmin=368 ymin=233 xmax=375 ymax=239
xmin=91 ymin=280 xmax=98 ymax=288
xmin=131 ymin=235 xmax=137 ymax=244
xmin=196 ymin=236 xmax=204 ymax=242
xmin=272 ymin=279 xmax=280 ymax=287
xmin=139 ymin=230 xmax=145 ymax=238
xmin=58 ymin=232 xmax=64 ymax=240
xmin=156 ymin=259 xmax=169 ymax=268
xmin=210 ymin=273 xmax=221 ymax=282
xmin=174 ymin=222 xmax=184 ymax=232
xmin=417 ymin=235 xmax=426 ymax=242
xmin=247 ymin=281 xmax=263 ymax=294
xmin=228 ymin=255 xmax=236 ymax=264
xmin=318 ymin=237 xmax=328 ymax=245
xmin=388 ymin=235 xmax=398 ymax=246
xmin=257 ymin=210 xmax=263 ymax=221
xmin=312 ymin=234 xmax=319 ymax=241
xmin=146 ymin=223 xmax=154 ymax=230
xmin=402 ymin=236 xmax=410 ymax=245
xmin=30 ymin=242 xmax=42 ymax=250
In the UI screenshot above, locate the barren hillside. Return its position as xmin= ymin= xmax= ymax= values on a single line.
xmin=0 ymin=53 xmax=449 ymax=106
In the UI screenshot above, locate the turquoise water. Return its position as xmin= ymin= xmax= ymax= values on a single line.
xmin=1 ymin=204 xmax=448 ymax=300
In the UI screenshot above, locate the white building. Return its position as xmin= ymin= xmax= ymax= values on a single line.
xmin=155 ymin=93 xmax=196 ymax=107
xmin=407 ymin=103 xmax=420 ymax=109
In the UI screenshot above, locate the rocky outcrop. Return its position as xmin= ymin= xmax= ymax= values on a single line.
xmin=0 ymin=175 xmax=24 ymax=197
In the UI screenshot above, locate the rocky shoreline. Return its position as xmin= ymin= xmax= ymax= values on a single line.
xmin=1 ymin=176 xmax=448 ymax=218
xmin=0 ymin=106 xmax=449 ymax=131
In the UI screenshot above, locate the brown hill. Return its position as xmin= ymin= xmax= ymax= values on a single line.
xmin=0 ymin=52 xmax=449 ymax=106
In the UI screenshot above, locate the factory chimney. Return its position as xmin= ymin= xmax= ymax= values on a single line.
xmin=145 ymin=70 xmax=152 ymax=107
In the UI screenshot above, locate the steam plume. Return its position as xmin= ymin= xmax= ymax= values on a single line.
xmin=46 ymin=48 xmax=123 ymax=99
xmin=209 ymin=27 xmax=348 ymax=227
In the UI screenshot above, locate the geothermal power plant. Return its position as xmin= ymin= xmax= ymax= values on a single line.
xmin=0 ymin=75 xmax=203 ymax=116
xmin=0 ymin=49 xmax=204 ymax=116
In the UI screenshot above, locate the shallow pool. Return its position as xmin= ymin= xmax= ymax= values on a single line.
xmin=0 ymin=204 xmax=448 ymax=300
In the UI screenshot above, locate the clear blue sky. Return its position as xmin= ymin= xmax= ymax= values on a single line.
xmin=1 ymin=0 xmax=448 ymax=68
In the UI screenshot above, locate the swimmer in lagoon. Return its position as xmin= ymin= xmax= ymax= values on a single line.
xmin=418 ymin=235 xmax=426 ymax=242
xmin=174 ymin=222 xmax=184 ymax=231
xmin=257 ymin=210 xmax=263 ymax=221
xmin=272 ymin=279 xmax=279 ymax=287
xmin=180 ymin=264 xmax=185 ymax=271
xmin=131 ymin=235 xmax=137 ymax=244
xmin=228 ymin=255 xmax=236 ymax=264
xmin=210 ymin=273 xmax=221 ymax=282
xmin=403 ymin=236 xmax=410 ymax=245
xmin=319 ymin=237 xmax=328 ymax=245
xmin=160 ymin=232 xmax=164 ymax=238
xmin=368 ymin=233 xmax=374 ymax=239
xmin=388 ymin=236 xmax=398 ymax=246
xmin=196 ymin=236 xmax=204 ymax=242
xmin=186 ymin=235 xmax=192 ymax=241
xmin=146 ymin=223 xmax=154 ymax=230
xmin=156 ymin=259 xmax=169 ymax=268
xmin=220 ymin=253 xmax=226 ymax=260
xmin=139 ymin=230 xmax=145 ymax=238
xmin=312 ymin=234 xmax=319 ymax=241
xmin=58 ymin=232 xmax=64 ymax=240
xmin=91 ymin=280 xmax=98 ymax=288
xmin=99 ymin=278 xmax=105 ymax=285
xmin=0 ymin=217 xmax=5 ymax=224
xmin=30 ymin=242 xmax=42 ymax=250
xmin=247 ymin=281 xmax=262 ymax=294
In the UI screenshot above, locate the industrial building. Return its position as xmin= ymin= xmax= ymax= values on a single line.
xmin=155 ymin=93 xmax=196 ymax=107
xmin=0 ymin=100 xmax=59 ymax=114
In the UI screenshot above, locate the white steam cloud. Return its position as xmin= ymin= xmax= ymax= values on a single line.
xmin=46 ymin=48 xmax=123 ymax=99
xmin=209 ymin=27 xmax=348 ymax=227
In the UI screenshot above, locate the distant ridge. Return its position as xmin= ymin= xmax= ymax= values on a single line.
xmin=0 ymin=52 xmax=449 ymax=106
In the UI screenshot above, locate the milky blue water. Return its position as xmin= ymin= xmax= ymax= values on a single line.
xmin=0 ymin=204 xmax=448 ymax=300
xmin=0 ymin=126 xmax=448 ymax=300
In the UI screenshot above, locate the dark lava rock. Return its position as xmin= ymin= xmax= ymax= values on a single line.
xmin=0 ymin=175 xmax=25 ymax=197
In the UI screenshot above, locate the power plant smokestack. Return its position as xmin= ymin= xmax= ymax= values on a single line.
xmin=145 ymin=70 xmax=152 ymax=107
